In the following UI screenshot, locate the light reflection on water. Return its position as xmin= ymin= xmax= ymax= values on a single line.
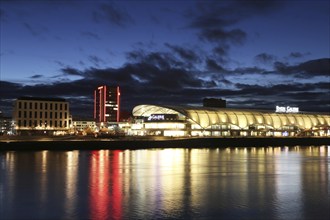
xmin=0 ymin=146 xmax=329 ymax=220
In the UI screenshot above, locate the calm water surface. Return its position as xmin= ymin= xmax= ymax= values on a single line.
xmin=0 ymin=146 xmax=329 ymax=220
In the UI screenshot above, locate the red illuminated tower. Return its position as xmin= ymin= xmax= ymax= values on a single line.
xmin=94 ymin=86 xmax=120 ymax=122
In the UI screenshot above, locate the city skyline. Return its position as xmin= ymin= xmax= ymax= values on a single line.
xmin=1 ymin=0 xmax=329 ymax=117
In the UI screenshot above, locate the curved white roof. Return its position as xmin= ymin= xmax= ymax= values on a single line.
xmin=132 ymin=104 xmax=330 ymax=130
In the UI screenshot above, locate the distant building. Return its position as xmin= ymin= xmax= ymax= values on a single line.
xmin=12 ymin=97 xmax=71 ymax=135
xmin=72 ymin=118 xmax=96 ymax=132
xmin=94 ymin=85 xmax=120 ymax=123
xmin=0 ymin=111 xmax=12 ymax=135
xmin=203 ymin=98 xmax=226 ymax=108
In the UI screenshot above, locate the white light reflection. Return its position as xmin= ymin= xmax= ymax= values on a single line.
xmin=275 ymin=148 xmax=302 ymax=220
xmin=273 ymin=147 xmax=281 ymax=155
xmin=130 ymin=149 xmax=189 ymax=218
xmin=1 ymin=152 xmax=16 ymax=211
xmin=41 ymin=150 xmax=48 ymax=173
xmin=64 ymin=150 xmax=79 ymax=219
xmin=319 ymin=146 xmax=325 ymax=156
xmin=39 ymin=151 xmax=48 ymax=204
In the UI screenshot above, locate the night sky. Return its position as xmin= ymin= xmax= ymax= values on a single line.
xmin=1 ymin=0 xmax=329 ymax=118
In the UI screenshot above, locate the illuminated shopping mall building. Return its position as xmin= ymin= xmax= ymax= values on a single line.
xmin=12 ymin=97 xmax=71 ymax=135
xmin=94 ymin=85 xmax=120 ymax=123
xmin=130 ymin=104 xmax=330 ymax=137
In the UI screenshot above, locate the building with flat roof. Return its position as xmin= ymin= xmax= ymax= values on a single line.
xmin=130 ymin=105 xmax=330 ymax=137
xmin=94 ymin=85 xmax=120 ymax=123
xmin=12 ymin=97 xmax=71 ymax=135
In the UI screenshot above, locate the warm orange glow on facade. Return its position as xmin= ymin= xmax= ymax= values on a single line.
xmin=12 ymin=97 xmax=71 ymax=134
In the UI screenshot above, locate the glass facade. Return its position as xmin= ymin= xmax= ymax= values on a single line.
xmin=132 ymin=105 xmax=330 ymax=137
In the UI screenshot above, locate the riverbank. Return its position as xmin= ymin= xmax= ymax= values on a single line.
xmin=0 ymin=136 xmax=329 ymax=150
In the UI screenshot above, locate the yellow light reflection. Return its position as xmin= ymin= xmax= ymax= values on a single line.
xmin=243 ymin=148 xmax=247 ymax=154
xmin=39 ymin=150 xmax=48 ymax=204
xmin=41 ymin=150 xmax=48 ymax=173
xmin=3 ymin=152 xmax=16 ymax=206
xmin=65 ymin=150 xmax=79 ymax=217
xmin=109 ymin=146 xmax=328 ymax=219
xmin=274 ymin=147 xmax=281 ymax=155
xmin=319 ymin=146 xmax=325 ymax=156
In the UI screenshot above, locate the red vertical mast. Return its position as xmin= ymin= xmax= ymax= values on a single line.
xmin=98 ymin=86 xmax=103 ymax=122
xmin=117 ymin=86 xmax=120 ymax=122
xmin=103 ymin=85 xmax=107 ymax=122
xmin=93 ymin=90 xmax=96 ymax=120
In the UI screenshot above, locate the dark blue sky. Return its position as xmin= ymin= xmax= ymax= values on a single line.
xmin=0 ymin=0 xmax=329 ymax=117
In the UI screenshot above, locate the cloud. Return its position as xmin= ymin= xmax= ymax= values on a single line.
xmin=164 ymin=43 xmax=201 ymax=63
xmin=61 ymin=67 xmax=83 ymax=76
xmin=212 ymin=45 xmax=228 ymax=57
xmin=93 ymin=3 xmax=133 ymax=27
xmin=231 ymin=81 xmax=330 ymax=111
xmin=0 ymin=81 xmax=23 ymax=94
xmin=199 ymin=28 xmax=246 ymax=45
xmin=1 ymin=55 xmax=329 ymax=117
xmin=288 ymin=52 xmax=309 ymax=59
xmin=189 ymin=15 xmax=237 ymax=29
xmin=83 ymin=61 xmax=204 ymax=91
xmin=0 ymin=81 xmax=23 ymax=114
xmin=235 ymin=82 xmax=329 ymax=94
xmin=126 ymin=50 xmax=192 ymax=70
xmin=2 ymin=1 xmax=328 ymax=117
xmin=187 ymin=0 xmax=284 ymax=54
xmin=232 ymin=66 xmax=266 ymax=75
xmin=88 ymin=55 xmax=105 ymax=67
xmin=30 ymin=74 xmax=43 ymax=79
xmin=255 ymin=53 xmax=277 ymax=64
xmin=55 ymin=60 xmax=65 ymax=67
xmin=206 ymin=59 xmax=226 ymax=72
xmin=274 ymin=58 xmax=330 ymax=78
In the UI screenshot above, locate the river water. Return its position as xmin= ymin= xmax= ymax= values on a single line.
xmin=0 ymin=146 xmax=329 ymax=220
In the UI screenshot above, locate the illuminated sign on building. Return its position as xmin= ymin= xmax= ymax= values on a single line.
xmin=146 ymin=114 xmax=179 ymax=121
xmin=276 ymin=106 xmax=299 ymax=113
xmin=147 ymin=114 xmax=165 ymax=121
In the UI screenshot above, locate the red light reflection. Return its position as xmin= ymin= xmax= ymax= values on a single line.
xmin=111 ymin=150 xmax=122 ymax=219
xmin=89 ymin=150 xmax=122 ymax=220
